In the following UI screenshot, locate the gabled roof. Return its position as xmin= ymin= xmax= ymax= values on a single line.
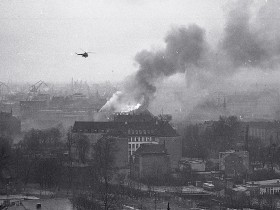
xmin=155 ymin=121 xmax=179 ymax=137
xmin=134 ymin=144 xmax=168 ymax=156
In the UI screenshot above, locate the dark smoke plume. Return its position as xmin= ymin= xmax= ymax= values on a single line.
xmin=101 ymin=0 xmax=280 ymax=113
xmin=222 ymin=0 xmax=280 ymax=68
xmin=101 ymin=25 xmax=208 ymax=112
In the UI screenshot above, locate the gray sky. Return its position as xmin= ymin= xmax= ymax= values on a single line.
xmin=0 ymin=0 xmax=225 ymax=83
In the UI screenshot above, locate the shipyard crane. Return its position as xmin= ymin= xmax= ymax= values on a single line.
xmin=29 ymin=80 xmax=48 ymax=94
xmin=26 ymin=80 xmax=48 ymax=100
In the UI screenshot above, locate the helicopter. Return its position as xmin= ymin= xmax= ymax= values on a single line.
xmin=76 ymin=49 xmax=95 ymax=58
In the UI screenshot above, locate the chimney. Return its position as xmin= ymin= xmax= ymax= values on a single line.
xmin=36 ymin=203 xmax=42 ymax=209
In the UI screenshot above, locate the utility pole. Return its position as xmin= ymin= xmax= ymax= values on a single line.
xmin=167 ymin=202 xmax=170 ymax=210
xmin=154 ymin=192 xmax=157 ymax=210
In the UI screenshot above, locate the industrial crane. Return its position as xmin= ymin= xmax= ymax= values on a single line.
xmin=29 ymin=80 xmax=48 ymax=94
xmin=26 ymin=80 xmax=48 ymax=100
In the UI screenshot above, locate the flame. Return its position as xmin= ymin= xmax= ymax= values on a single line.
xmin=100 ymin=91 xmax=144 ymax=113
xmin=120 ymin=103 xmax=141 ymax=113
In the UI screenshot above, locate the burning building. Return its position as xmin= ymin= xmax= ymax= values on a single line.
xmin=72 ymin=110 xmax=182 ymax=169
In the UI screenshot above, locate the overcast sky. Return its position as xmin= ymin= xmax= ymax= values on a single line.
xmin=0 ymin=0 xmax=226 ymax=83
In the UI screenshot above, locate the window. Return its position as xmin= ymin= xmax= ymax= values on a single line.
xmin=139 ymin=130 xmax=142 ymax=134
xmin=143 ymin=130 xmax=146 ymax=134
xmin=136 ymin=130 xmax=138 ymax=134
xmin=142 ymin=137 xmax=145 ymax=142
xmin=132 ymin=130 xmax=134 ymax=134
xmin=147 ymin=130 xmax=150 ymax=134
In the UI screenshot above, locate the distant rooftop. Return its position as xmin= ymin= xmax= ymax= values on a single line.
xmin=247 ymin=179 xmax=280 ymax=186
xmin=134 ymin=144 xmax=167 ymax=155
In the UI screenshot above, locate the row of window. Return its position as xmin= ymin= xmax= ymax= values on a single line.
xmin=128 ymin=137 xmax=153 ymax=142
xmin=263 ymin=187 xmax=280 ymax=194
xmin=75 ymin=129 xmax=107 ymax=133
xmin=129 ymin=143 xmax=141 ymax=150
xmin=249 ymin=128 xmax=266 ymax=139
xmin=74 ymin=129 xmax=155 ymax=134
xmin=128 ymin=129 xmax=154 ymax=135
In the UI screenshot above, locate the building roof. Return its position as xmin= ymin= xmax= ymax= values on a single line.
xmin=247 ymin=179 xmax=280 ymax=186
xmin=7 ymin=198 xmax=72 ymax=210
xmin=73 ymin=121 xmax=121 ymax=131
xmin=134 ymin=144 xmax=167 ymax=156
xmin=73 ymin=120 xmax=179 ymax=137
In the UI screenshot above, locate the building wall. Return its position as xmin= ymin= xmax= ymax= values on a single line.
xmin=113 ymin=137 xmax=128 ymax=168
xmin=260 ymin=186 xmax=280 ymax=195
xmin=134 ymin=154 xmax=170 ymax=179
xmin=241 ymin=121 xmax=280 ymax=146
xmin=158 ymin=136 xmax=182 ymax=169
xmin=128 ymin=136 xmax=156 ymax=156
xmin=189 ymin=161 xmax=206 ymax=172
xmin=249 ymin=126 xmax=279 ymax=146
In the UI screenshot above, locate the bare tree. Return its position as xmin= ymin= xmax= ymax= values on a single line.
xmin=74 ymin=134 xmax=90 ymax=164
xmin=92 ymin=136 xmax=119 ymax=210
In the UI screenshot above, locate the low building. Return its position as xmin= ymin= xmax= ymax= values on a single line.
xmin=219 ymin=150 xmax=249 ymax=177
xmin=179 ymin=158 xmax=206 ymax=172
xmin=131 ymin=144 xmax=170 ymax=179
xmin=243 ymin=121 xmax=280 ymax=146
xmin=247 ymin=179 xmax=280 ymax=195
xmin=6 ymin=198 xmax=73 ymax=210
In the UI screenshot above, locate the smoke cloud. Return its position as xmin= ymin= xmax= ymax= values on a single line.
xmin=101 ymin=0 xmax=280 ymax=113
